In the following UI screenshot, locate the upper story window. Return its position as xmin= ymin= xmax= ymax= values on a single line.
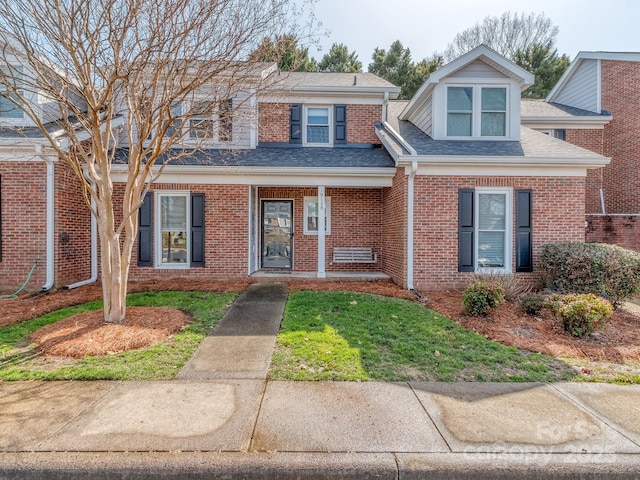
xmin=0 ymin=65 xmax=24 ymax=119
xmin=165 ymin=102 xmax=182 ymax=137
xmin=446 ymin=86 xmax=507 ymax=138
xmin=189 ymin=100 xmax=215 ymax=139
xmin=304 ymin=106 xmax=332 ymax=146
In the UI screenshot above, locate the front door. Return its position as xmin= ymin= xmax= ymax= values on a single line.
xmin=261 ymin=200 xmax=293 ymax=269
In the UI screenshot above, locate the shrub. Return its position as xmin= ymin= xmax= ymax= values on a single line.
xmin=472 ymin=273 xmax=532 ymax=301
xmin=538 ymin=242 xmax=640 ymax=306
xmin=462 ymin=281 xmax=505 ymax=316
xmin=519 ymin=292 xmax=547 ymax=316
xmin=545 ymin=293 xmax=613 ymax=337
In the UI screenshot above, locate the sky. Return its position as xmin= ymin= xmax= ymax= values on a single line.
xmin=307 ymin=0 xmax=639 ymax=65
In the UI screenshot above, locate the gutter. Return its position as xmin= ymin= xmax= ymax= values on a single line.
xmin=35 ymin=146 xmax=55 ymax=291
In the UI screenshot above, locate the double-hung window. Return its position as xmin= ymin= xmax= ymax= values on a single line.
xmin=303 ymin=196 xmax=331 ymax=235
xmin=446 ymin=86 xmax=507 ymax=138
xmin=165 ymin=102 xmax=182 ymax=137
xmin=475 ymin=188 xmax=512 ymax=272
xmin=156 ymin=192 xmax=189 ymax=267
xmin=304 ymin=106 xmax=331 ymax=145
xmin=0 ymin=65 xmax=24 ymax=119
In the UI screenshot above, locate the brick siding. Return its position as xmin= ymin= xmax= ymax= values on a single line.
xmin=586 ymin=215 xmax=640 ymax=251
xmin=0 ymin=161 xmax=48 ymax=292
xmin=565 ymin=129 xmax=605 ymax=214
xmin=258 ymin=102 xmax=382 ymax=145
xmin=600 ymin=60 xmax=640 ymax=214
xmin=381 ymin=168 xmax=408 ymax=287
xmin=411 ymin=175 xmax=586 ymax=290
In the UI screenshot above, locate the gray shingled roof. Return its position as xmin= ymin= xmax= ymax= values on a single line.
xmin=385 ymin=100 xmax=605 ymax=159
xmin=271 ymin=71 xmax=399 ymax=89
xmin=113 ymin=145 xmax=396 ymax=168
xmin=521 ymin=99 xmax=610 ymax=117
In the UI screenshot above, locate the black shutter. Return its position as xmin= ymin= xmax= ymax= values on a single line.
xmin=516 ymin=189 xmax=533 ymax=272
xmin=458 ymin=189 xmax=474 ymax=272
xmin=289 ymin=103 xmax=302 ymax=144
xmin=138 ymin=192 xmax=153 ymax=266
xmin=190 ymin=193 xmax=205 ymax=267
xmin=334 ymin=104 xmax=347 ymax=144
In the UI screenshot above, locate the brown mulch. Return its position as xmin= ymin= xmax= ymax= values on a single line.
xmin=423 ymin=290 xmax=640 ymax=363
xmin=29 ymin=307 xmax=190 ymax=358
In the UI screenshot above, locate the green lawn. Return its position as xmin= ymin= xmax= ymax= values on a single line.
xmin=0 ymin=291 xmax=236 ymax=380
xmin=270 ymin=291 xmax=577 ymax=382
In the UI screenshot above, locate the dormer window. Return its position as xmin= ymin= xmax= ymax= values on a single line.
xmin=446 ymin=86 xmax=507 ymax=138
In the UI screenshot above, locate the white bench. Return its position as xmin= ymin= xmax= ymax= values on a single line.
xmin=332 ymin=247 xmax=378 ymax=264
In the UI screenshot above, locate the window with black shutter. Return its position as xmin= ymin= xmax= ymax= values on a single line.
xmin=289 ymin=103 xmax=302 ymax=144
xmin=458 ymin=189 xmax=474 ymax=272
xmin=515 ymin=190 xmax=533 ymax=272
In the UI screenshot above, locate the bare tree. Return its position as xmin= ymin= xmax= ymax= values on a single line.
xmin=442 ymin=12 xmax=559 ymax=62
xmin=0 ymin=0 xmax=317 ymax=323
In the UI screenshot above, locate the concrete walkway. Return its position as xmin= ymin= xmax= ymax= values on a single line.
xmin=1 ymin=284 xmax=639 ymax=479
xmin=177 ymin=282 xmax=287 ymax=380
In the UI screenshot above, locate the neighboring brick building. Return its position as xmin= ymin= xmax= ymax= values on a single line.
xmin=523 ymin=52 xmax=640 ymax=252
xmin=0 ymin=45 xmax=610 ymax=293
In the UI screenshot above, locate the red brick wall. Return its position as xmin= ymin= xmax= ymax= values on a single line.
xmin=346 ymin=104 xmax=382 ymax=144
xmin=55 ymin=161 xmax=92 ymax=287
xmin=123 ymin=183 xmax=249 ymax=281
xmin=258 ymin=187 xmax=383 ymax=272
xmin=382 ymin=168 xmax=407 ymax=287
xmin=565 ymin=129 xmax=605 ymax=214
xmin=586 ymin=215 xmax=640 ymax=251
xmin=600 ymin=60 xmax=640 ymax=214
xmin=0 ymin=161 xmax=48 ymax=292
xmin=258 ymin=102 xmax=289 ymax=143
xmin=258 ymin=102 xmax=382 ymax=145
xmin=411 ymin=175 xmax=586 ymax=290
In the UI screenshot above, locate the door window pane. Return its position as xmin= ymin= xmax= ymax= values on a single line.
xmin=262 ymin=201 xmax=292 ymax=268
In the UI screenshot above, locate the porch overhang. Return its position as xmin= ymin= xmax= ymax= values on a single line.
xmin=109 ymin=165 xmax=397 ymax=187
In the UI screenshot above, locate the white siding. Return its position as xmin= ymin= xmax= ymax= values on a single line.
xmin=450 ymin=60 xmax=509 ymax=79
xmin=554 ymin=60 xmax=599 ymax=112
xmin=408 ymin=96 xmax=433 ymax=136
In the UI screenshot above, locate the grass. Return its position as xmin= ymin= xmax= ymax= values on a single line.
xmin=0 ymin=291 xmax=236 ymax=380
xmin=270 ymin=291 xmax=577 ymax=382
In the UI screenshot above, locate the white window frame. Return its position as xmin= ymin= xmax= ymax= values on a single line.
xmin=303 ymin=105 xmax=333 ymax=146
xmin=155 ymin=191 xmax=190 ymax=269
xmin=474 ymin=188 xmax=512 ymax=274
xmin=303 ymin=196 xmax=331 ymax=235
xmin=446 ymin=84 xmax=509 ymax=139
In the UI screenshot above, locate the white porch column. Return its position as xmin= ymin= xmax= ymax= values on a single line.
xmin=317 ymin=185 xmax=326 ymax=278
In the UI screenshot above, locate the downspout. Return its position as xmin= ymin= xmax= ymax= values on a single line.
xmin=65 ymin=190 xmax=98 ymax=289
xmin=407 ymin=161 xmax=418 ymax=291
xmin=382 ymin=91 xmax=389 ymax=123
xmin=35 ymin=145 xmax=55 ymax=291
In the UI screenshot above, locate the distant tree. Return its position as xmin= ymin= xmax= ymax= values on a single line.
xmin=515 ymin=43 xmax=570 ymax=98
xmin=443 ymin=12 xmax=559 ymax=62
xmin=249 ymin=34 xmax=317 ymax=72
xmin=318 ymin=43 xmax=362 ymax=73
xmin=368 ymin=40 xmax=442 ymax=99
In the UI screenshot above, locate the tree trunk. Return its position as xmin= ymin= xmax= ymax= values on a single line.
xmin=99 ymin=227 xmax=128 ymax=323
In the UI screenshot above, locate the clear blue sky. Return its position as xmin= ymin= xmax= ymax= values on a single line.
xmin=308 ymin=0 xmax=639 ymax=65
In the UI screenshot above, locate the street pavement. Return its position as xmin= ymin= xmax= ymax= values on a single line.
xmin=0 ymin=283 xmax=639 ymax=479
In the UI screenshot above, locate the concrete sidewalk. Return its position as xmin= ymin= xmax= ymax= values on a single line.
xmin=1 ymin=283 xmax=639 ymax=478
xmin=1 ymin=380 xmax=639 ymax=478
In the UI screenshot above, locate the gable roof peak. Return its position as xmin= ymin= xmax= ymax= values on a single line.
xmin=400 ymin=44 xmax=534 ymax=120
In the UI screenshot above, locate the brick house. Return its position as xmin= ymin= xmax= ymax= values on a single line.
xmin=0 ymin=45 xmax=610 ymax=293
xmin=522 ymin=51 xmax=640 ymax=252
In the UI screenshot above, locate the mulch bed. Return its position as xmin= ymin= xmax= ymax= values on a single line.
xmin=30 ymin=307 xmax=190 ymax=358
xmin=422 ymin=290 xmax=640 ymax=363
